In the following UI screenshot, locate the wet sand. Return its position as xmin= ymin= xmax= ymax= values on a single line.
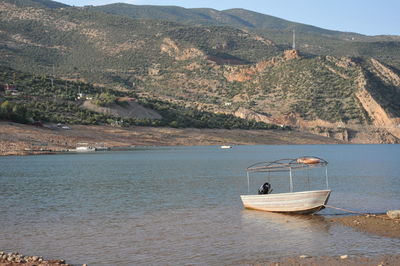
xmin=330 ymin=214 xmax=400 ymax=239
xmin=263 ymin=254 xmax=400 ymax=266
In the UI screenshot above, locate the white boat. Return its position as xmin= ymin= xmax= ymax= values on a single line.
xmin=240 ymin=157 xmax=331 ymax=215
xmin=220 ymin=145 xmax=232 ymax=149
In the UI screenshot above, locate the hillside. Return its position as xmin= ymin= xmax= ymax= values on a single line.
xmin=138 ymin=45 xmax=400 ymax=143
xmin=92 ymin=4 xmax=393 ymax=39
xmin=0 ymin=0 xmax=400 ymax=143
xmin=92 ymin=4 xmax=334 ymax=34
xmin=0 ymin=0 xmax=281 ymax=80
xmin=92 ymin=3 xmax=400 ymax=68
xmin=0 ymin=65 xmax=280 ymax=130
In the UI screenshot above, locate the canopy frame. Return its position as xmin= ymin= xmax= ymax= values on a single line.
xmin=246 ymin=156 xmax=329 ymax=194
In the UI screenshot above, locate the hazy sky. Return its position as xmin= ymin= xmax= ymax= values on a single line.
xmin=57 ymin=0 xmax=400 ymax=36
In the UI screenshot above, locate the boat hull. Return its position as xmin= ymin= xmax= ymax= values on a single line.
xmin=240 ymin=190 xmax=331 ymax=214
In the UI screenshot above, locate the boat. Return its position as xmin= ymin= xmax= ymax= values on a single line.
xmin=220 ymin=145 xmax=232 ymax=149
xmin=240 ymin=156 xmax=331 ymax=214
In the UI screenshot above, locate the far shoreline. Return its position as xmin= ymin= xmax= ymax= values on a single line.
xmin=0 ymin=122 xmax=345 ymax=157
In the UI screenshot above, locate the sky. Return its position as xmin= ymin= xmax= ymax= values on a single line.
xmin=57 ymin=0 xmax=400 ymax=36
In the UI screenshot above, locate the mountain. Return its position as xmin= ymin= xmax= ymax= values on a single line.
xmin=92 ymin=4 xmax=358 ymax=36
xmin=0 ymin=0 xmax=280 ymax=78
xmin=91 ymin=3 xmax=400 ymax=68
xmin=92 ymin=4 xmax=400 ymax=41
xmin=5 ymin=0 xmax=68 ymax=8
xmin=0 ymin=0 xmax=400 ymax=143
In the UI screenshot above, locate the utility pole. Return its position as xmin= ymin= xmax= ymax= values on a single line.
xmin=292 ymin=29 xmax=296 ymax=50
xmin=51 ymin=65 xmax=54 ymax=88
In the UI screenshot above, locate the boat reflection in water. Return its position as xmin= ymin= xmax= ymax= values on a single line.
xmin=240 ymin=210 xmax=332 ymax=259
xmin=241 ymin=209 xmax=331 ymax=233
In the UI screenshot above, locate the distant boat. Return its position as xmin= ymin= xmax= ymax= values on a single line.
xmin=220 ymin=145 xmax=232 ymax=149
xmin=240 ymin=157 xmax=331 ymax=215
xmin=75 ymin=143 xmax=96 ymax=152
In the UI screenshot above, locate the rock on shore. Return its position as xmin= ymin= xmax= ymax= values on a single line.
xmin=387 ymin=210 xmax=400 ymax=219
xmin=0 ymin=251 xmax=70 ymax=266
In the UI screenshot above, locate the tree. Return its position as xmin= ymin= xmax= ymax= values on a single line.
xmin=94 ymin=92 xmax=117 ymax=106
xmin=0 ymin=101 xmax=12 ymax=119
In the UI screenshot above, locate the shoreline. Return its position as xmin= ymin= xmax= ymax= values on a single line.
xmin=0 ymin=252 xmax=72 ymax=266
xmin=329 ymin=214 xmax=400 ymax=239
xmin=2 ymin=253 xmax=399 ymax=266
xmin=0 ymin=122 xmax=344 ymax=157
xmin=261 ymin=254 xmax=400 ymax=266
xmin=2 ymin=254 xmax=399 ymax=266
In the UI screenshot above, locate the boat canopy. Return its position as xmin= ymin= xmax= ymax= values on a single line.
xmin=247 ymin=156 xmax=328 ymax=173
xmin=245 ymin=156 xmax=329 ymax=193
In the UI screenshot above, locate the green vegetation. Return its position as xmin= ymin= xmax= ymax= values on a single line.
xmin=93 ymin=92 xmax=117 ymax=107
xmin=2 ymin=0 xmax=400 ymax=84
xmin=138 ymin=98 xmax=278 ymax=129
xmin=0 ymin=66 xmax=278 ymax=130
xmin=0 ymin=100 xmax=30 ymax=123
xmin=258 ymin=57 xmax=367 ymax=122
xmin=0 ymin=66 xmax=110 ymax=124
xmin=92 ymin=3 xmax=400 ymax=68
xmin=0 ymin=0 xmax=399 ymax=131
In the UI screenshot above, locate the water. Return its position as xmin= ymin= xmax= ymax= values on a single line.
xmin=0 ymin=145 xmax=399 ymax=265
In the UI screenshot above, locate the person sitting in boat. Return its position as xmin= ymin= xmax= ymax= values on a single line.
xmin=258 ymin=182 xmax=272 ymax=194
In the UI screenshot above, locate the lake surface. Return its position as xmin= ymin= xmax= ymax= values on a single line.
xmin=1 ymin=145 xmax=399 ymax=265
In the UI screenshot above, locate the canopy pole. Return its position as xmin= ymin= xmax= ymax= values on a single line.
xmin=289 ymin=168 xmax=293 ymax=192
xmin=247 ymin=171 xmax=250 ymax=194
xmin=325 ymin=166 xmax=329 ymax=189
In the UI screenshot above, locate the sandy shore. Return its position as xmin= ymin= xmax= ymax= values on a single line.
xmin=260 ymin=254 xmax=400 ymax=266
xmin=329 ymin=214 xmax=400 ymax=239
xmin=0 ymin=122 xmax=343 ymax=156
